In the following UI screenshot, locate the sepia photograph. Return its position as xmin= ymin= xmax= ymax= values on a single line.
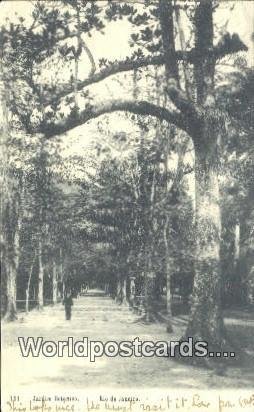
xmin=0 ymin=0 xmax=254 ymax=411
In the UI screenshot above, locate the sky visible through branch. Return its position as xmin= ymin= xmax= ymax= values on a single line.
xmin=0 ymin=0 xmax=253 ymax=185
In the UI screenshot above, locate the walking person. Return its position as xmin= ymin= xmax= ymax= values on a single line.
xmin=63 ymin=293 xmax=73 ymax=320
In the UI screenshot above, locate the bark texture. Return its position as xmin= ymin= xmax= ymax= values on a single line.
xmin=185 ymin=144 xmax=226 ymax=347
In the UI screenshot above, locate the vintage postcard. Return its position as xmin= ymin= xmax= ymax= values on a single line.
xmin=1 ymin=0 xmax=254 ymax=411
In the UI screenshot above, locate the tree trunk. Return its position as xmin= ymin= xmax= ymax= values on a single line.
xmin=5 ymin=259 xmax=17 ymax=321
xmin=239 ymin=183 xmax=254 ymax=304
xmin=4 ymin=197 xmax=22 ymax=321
xmin=115 ymin=276 xmax=128 ymax=305
xmin=25 ymin=290 xmax=29 ymax=314
xmin=115 ymin=275 xmax=122 ymax=303
xmin=58 ymin=247 xmax=64 ymax=299
xmin=57 ymin=265 xmax=62 ymax=300
xmin=234 ymin=224 xmax=240 ymax=262
xmin=121 ymin=277 xmax=128 ymax=305
xmin=221 ymin=210 xmax=237 ymax=305
xmin=25 ymin=256 xmax=35 ymax=313
xmin=37 ymin=238 xmax=44 ymax=309
xmin=174 ymin=5 xmax=192 ymax=99
xmin=52 ymin=259 xmax=58 ymax=304
xmin=185 ymin=147 xmax=227 ymax=349
xmin=166 ymin=265 xmax=173 ymax=332
xmin=144 ymin=254 xmax=156 ymax=322
xmin=182 ymin=1 xmax=238 ymax=359
xmin=1 ymin=63 xmax=19 ymax=321
xmin=144 ymin=274 xmax=155 ymax=322
xmin=246 ymin=266 xmax=254 ymax=306
xmin=129 ymin=277 xmax=136 ymax=305
xmin=163 ymin=217 xmax=173 ymax=332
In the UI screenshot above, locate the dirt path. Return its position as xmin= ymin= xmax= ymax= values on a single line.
xmin=2 ymin=291 xmax=254 ymax=391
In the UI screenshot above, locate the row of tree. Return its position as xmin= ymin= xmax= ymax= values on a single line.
xmin=1 ymin=1 xmax=253 ymax=359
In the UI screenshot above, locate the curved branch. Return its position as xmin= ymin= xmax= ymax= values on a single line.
xmin=43 ymin=99 xmax=187 ymax=138
xmin=44 ymin=55 xmax=166 ymax=104
xmin=43 ymin=37 xmax=247 ymax=107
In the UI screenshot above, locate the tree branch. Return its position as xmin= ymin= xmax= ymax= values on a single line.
xmin=44 ymin=55 xmax=166 ymax=104
xmin=42 ymin=38 xmax=247 ymax=107
xmin=158 ymin=0 xmax=198 ymax=121
xmin=42 ymin=99 xmax=187 ymax=138
xmin=193 ymin=0 xmax=215 ymax=105
xmin=81 ymin=39 xmax=96 ymax=76
xmin=158 ymin=0 xmax=179 ymax=84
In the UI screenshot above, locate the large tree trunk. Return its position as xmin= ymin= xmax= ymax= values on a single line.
xmin=239 ymin=183 xmax=254 ymax=304
xmin=181 ymin=1 xmax=235 ymax=358
xmin=1 ymin=63 xmax=18 ymax=321
xmin=185 ymin=146 xmax=226 ymax=349
xmin=4 ymin=191 xmax=22 ymax=321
